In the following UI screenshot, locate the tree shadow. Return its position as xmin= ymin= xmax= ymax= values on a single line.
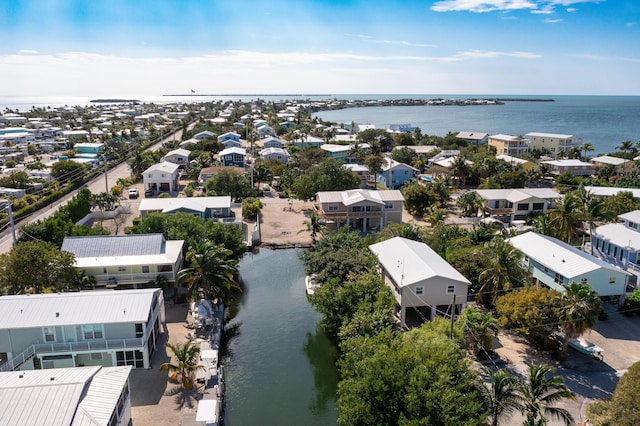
xmin=164 ymin=384 xmax=201 ymax=411
xmin=303 ymin=327 xmax=340 ymax=415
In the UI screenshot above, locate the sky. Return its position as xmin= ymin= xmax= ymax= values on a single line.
xmin=1 ymin=0 xmax=639 ymax=97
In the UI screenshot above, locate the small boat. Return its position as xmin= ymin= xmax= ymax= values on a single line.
xmin=305 ymin=274 xmax=321 ymax=296
xmin=568 ymin=337 xmax=603 ymax=360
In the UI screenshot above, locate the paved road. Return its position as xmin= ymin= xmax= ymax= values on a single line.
xmin=0 ymin=124 xmax=193 ymax=254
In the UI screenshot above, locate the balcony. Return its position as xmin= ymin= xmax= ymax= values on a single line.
xmin=93 ymin=271 xmax=175 ymax=286
xmin=33 ymin=338 xmax=144 ymax=354
xmin=483 ymin=207 xmax=513 ymax=216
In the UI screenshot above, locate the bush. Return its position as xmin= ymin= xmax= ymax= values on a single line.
xmin=620 ymin=290 xmax=640 ymax=315
xmin=242 ymin=197 xmax=263 ymax=220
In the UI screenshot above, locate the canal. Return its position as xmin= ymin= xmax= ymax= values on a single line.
xmin=224 ymin=248 xmax=339 ymax=425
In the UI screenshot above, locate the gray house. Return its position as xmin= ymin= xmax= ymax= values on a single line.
xmin=0 ymin=288 xmax=165 ymax=372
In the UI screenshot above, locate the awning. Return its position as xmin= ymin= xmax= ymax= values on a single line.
xmin=196 ymin=399 xmax=219 ymax=423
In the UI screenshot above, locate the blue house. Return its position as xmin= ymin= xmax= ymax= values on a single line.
xmin=377 ymin=158 xmax=418 ymax=189
xmin=218 ymin=147 xmax=246 ymax=167
xmin=217 ymin=131 xmax=241 ymax=146
xmin=591 ymin=210 xmax=640 ymax=280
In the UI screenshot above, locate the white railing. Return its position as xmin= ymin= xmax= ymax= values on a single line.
xmin=94 ymin=271 xmax=174 ymax=285
xmin=0 ymin=345 xmax=35 ymax=372
xmin=33 ymin=338 xmax=144 ymax=354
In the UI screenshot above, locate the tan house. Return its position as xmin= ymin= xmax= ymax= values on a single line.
xmin=369 ymin=237 xmax=470 ymax=329
xmin=525 ymin=132 xmax=576 ymax=158
xmin=474 ymin=188 xmax=560 ymax=224
xmin=315 ymin=189 xmax=404 ymax=232
xmin=488 ymin=134 xmax=529 ymax=156
xmin=541 ymin=159 xmax=595 ymax=176
xmin=590 ymin=155 xmax=634 ymax=175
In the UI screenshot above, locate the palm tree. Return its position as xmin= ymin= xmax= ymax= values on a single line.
xmin=159 ymin=339 xmax=204 ymax=390
xmin=427 ymin=205 xmax=446 ymax=227
xmin=450 ymin=156 xmax=470 ymax=186
xmin=532 ymin=215 xmax=556 ymax=238
xmin=583 ymin=197 xmax=615 ymax=254
xmin=176 ymin=241 xmax=240 ymax=303
xmin=557 ymin=282 xmax=601 ymax=359
xmin=481 ymin=369 xmax=521 ymax=426
xmin=581 ymin=142 xmax=594 ymax=159
xmin=300 ymin=211 xmax=326 ymax=243
xmin=431 ymin=179 xmax=451 ymax=207
xmin=456 ymin=191 xmax=483 ymax=217
xmin=516 ymin=364 xmax=575 ymax=425
xmin=548 ymin=193 xmax=584 ymax=243
xmin=364 ymin=153 xmax=385 ymax=188
xmin=456 ymin=306 xmax=499 ymax=356
xmin=479 ymin=238 xmax=528 ymax=305
xmin=348 ymin=141 xmax=367 ymax=164
xmin=617 ymin=140 xmax=634 ymax=160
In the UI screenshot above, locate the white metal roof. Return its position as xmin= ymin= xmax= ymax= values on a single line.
xmin=619 ymin=210 xmax=640 ymax=223
xmin=218 ymin=147 xmax=246 ymax=156
xmin=525 ymin=132 xmax=574 ymax=139
xmin=382 ymin=157 xmax=418 ymax=172
xmin=143 ymin=161 xmax=180 ymax=174
xmin=475 ymin=188 xmax=560 ymax=202
xmin=590 ymin=155 xmax=630 ymax=166
xmin=489 ymin=134 xmax=525 ymax=142
xmin=541 ymin=159 xmax=592 ymax=167
xmin=369 ymin=237 xmax=471 ymax=288
xmin=0 ymin=288 xmax=161 ymax=329
xmin=259 ymin=147 xmax=289 ymax=156
xmin=496 ymin=154 xmax=530 ymax=165
xmin=163 ymin=148 xmax=191 ymax=158
xmin=593 ymin=223 xmax=640 ymax=251
xmin=317 ymin=189 xmax=404 ymax=205
xmin=62 ymin=234 xmax=169 ymax=257
xmin=0 ymin=366 xmax=130 ymax=426
xmin=507 ymin=232 xmax=630 ymax=279
xmin=139 ymin=196 xmax=231 ymax=214
xmin=584 ymin=186 xmax=640 ymax=198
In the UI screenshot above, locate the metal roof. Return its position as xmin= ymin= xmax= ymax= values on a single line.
xmin=593 ymin=223 xmax=640 ymax=251
xmin=0 ymin=288 xmax=161 ymax=330
xmin=619 ymin=210 xmax=640 ymax=223
xmin=317 ymin=189 xmax=404 ymax=205
xmin=474 ymin=188 xmax=560 ymax=202
xmin=369 ymin=237 xmax=471 ymax=288
xmin=507 ymin=232 xmax=630 ymax=279
xmin=139 ymin=196 xmax=231 ymax=214
xmin=525 ymin=132 xmax=574 ymax=139
xmin=585 ymin=186 xmax=640 ymax=198
xmin=62 ymin=234 xmax=168 ymax=258
xmin=143 ymin=161 xmax=180 ymax=174
xmin=0 ymin=366 xmax=131 ymax=426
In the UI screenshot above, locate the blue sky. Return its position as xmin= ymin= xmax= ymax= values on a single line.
xmin=1 ymin=0 xmax=638 ymax=96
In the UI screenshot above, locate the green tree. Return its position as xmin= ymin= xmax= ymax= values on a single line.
xmin=391 ymin=146 xmax=417 ymax=165
xmin=292 ymin=158 xmax=360 ymax=201
xmin=456 ymin=306 xmax=499 ymax=356
xmin=176 ymin=241 xmax=240 ymax=303
xmin=583 ymin=196 xmax=615 ymax=254
xmin=481 ymin=369 xmax=521 ymax=426
xmin=581 ymin=142 xmax=595 ymax=159
xmin=50 ymin=160 xmax=88 ymax=184
xmin=300 ymin=211 xmax=327 ymax=243
xmin=516 ymin=364 xmax=575 ymax=426
xmin=241 ymin=197 xmax=263 ymax=220
xmin=159 ymin=339 xmax=203 ymax=390
xmin=457 ymin=191 xmax=483 ymax=217
xmin=606 ymin=361 xmax=640 ymax=425
xmin=479 ymin=238 xmax=528 ymax=306
xmin=602 ymin=190 xmax=639 ymax=217
xmin=0 ymin=241 xmax=77 ymax=294
xmin=205 ymin=167 xmax=250 ymax=201
xmin=617 ymin=140 xmax=634 ymax=160
xmin=548 ymin=193 xmax=583 ymax=243
xmin=556 ymin=282 xmax=601 ymax=359
xmin=401 ymin=182 xmax=435 ymax=216
xmin=364 ymin=153 xmax=385 ymax=188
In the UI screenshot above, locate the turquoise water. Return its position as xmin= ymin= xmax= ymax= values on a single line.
xmin=224 ymin=248 xmax=339 ymax=425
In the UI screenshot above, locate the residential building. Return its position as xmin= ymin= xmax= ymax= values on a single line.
xmin=584 ymin=186 xmax=640 ymax=199
xmin=344 ymin=164 xmax=371 ymax=188
xmin=257 ymin=125 xmax=275 ymax=139
xmin=61 ymin=234 xmax=185 ymax=287
xmin=590 ymin=155 xmax=634 ymax=175
xmin=217 ymin=131 xmax=241 ymax=146
xmin=74 ymin=142 xmax=105 ymax=154
xmin=387 ymin=124 xmax=415 ymax=133
xmin=198 ymin=166 xmax=245 ymax=184
xmin=218 ymin=147 xmax=246 ymax=167
xmin=179 ymin=138 xmax=199 ymax=149
xmin=591 ymin=210 xmax=640 ymax=282
xmin=474 ymin=188 xmax=560 ymax=224
xmin=289 ymin=134 xmax=325 ymax=148
xmin=507 ymin=232 xmax=630 ymax=297
xmin=194 ymin=130 xmax=217 ymax=141
xmin=393 ymin=145 xmax=439 ymax=155
xmin=495 ymin=154 xmax=537 ymax=171
xmin=0 ymin=366 xmax=133 ymax=425
xmin=161 ymin=148 xmax=191 ymax=167
xmin=377 ymin=157 xmax=418 ymax=189
xmin=261 ymin=136 xmax=284 ymax=149
xmin=142 ymin=161 xmax=181 ymax=192
xmin=457 ymin=131 xmax=488 ymax=145
xmin=541 ymin=159 xmax=595 ymax=176
xmin=487 ymin=134 xmax=530 ymax=156
xmin=320 ymin=143 xmax=370 ymax=163
xmin=259 ymin=147 xmax=289 ymax=163
xmin=369 ymin=237 xmax=470 ymax=328
xmin=525 ymin=132 xmax=576 ymax=158
xmin=315 ymin=189 xmax=404 ymax=232
xmin=139 ymin=196 xmax=233 ymax=221
xmin=0 ymin=288 xmax=165 ymax=372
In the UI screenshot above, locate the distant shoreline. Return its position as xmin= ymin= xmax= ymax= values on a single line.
xmin=90 ymin=99 xmax=140 ymax=103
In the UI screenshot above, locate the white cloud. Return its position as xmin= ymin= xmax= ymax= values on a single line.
xmin=575 ymin=53 xmax=640 ymax=63
xmin=345 ymin=33 xmax=436 ymax=48
xmin=544 ymin=18 xmax=563 ymax=23
xmin=19 ymin=49 xmax=38 ymax=54
xmin=431 ymin=0 xmax=601 ymax=14
xmin=456 ymin=50 xmax=542 ymax=59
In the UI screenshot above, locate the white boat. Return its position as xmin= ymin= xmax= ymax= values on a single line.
xmin=190 ymin=299 xmax=215 ymax=330
xmin=305 ymin=274 xmax=321 ymax=296
xmin=568 ymin=337 xmax=603 ymax=360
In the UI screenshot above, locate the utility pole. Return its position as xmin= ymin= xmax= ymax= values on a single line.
xmin=7 ymin=200 xmax=16 ymax=247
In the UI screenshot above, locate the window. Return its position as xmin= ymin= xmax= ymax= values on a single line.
xmin=581 ymin=278 xmax=588 ymax=284
xmin=629 ymin=222 xmax=638 ymax=230
xmin=116 ymin=350 xmax=145 ymax=368
xmin=447 ymin=285 xmax=455 ymax=294
xmin=43 ymin=327 xmax=55 ymax=342
xmin=609 ymin=277 xmax=616 ymax=284
xmin=517 ymin=203 xmax=529 ymax=211
xmin=118 ymin=266 xmax=127 ymax=272
xmin=142 ymin=265 xmax=150 ymax=274
xmin=327 ymin=204 xmax=338 ymax=211
xmin=532 ymin=202 xmax=544 ymax=211
xmin=415 ymin=286 xmax=424 ymax=295
xmin=384 ymin=202 xmax=393 ymax=209
xmin=554 ymin=273 xmax=564 ymax=284
xmin=135 ymin=323 xmax=144 ymax=338
xmin=352 ymin=206 xmax=362 ymax=212
xmin=103 ymin=267 xmax=107 ymax=274
xmin=83 ymin=324 xmax=104 ymax=340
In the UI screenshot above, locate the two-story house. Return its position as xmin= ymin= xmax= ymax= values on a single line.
xmin=377 ymin=157 xmax=418 ymax=189
xmin=525 ymin=132 xmax=576 ymax=158
xmin=590 ymin=155 xmax=634 ymax=175
xmin=259 ymin=147 xmax=289 ymax=163
xmin=474 ymin=188 xmax=560 ymax=224
xmin=0 ymin=288 xmax=165 ymax=372
xmin=217 ymin=131 xmax=241 ymax=147
xmin=507 ymin=232 xmax=630 ymax=297
xmin=488 ymin=134 xmax=530 ymax=156
xmin=142 ymin=162 xmax=181 ymax=193
xmin=315 ymin=189 xmax=404 ymax=232
xmin=61 ymin=234 xmax=185 ymax=287
xmin=161 ymin=148 xmax=191 ymax=168
xmin=541 ymin=159 xmax=595 ymax=176
xmin=218 ymin=147 xmax=246 ymax=167
xmin=369 ymin=237 xmax=470 ymax=329
xmin=591 ymin=210 xmax=640 ymax=283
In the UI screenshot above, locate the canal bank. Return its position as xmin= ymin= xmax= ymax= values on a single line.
xmin=224 ymin=248 xmax=339 ymax=425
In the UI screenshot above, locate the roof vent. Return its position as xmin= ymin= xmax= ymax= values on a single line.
xmin=18 ymin=374 xmax=24 ymax=378
xmin=50 ymin=377 xmax=55 ymax=381
xmin=56 ymin=312 xmax=59 ymax=317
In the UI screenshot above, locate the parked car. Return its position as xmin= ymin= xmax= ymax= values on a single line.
xmin=263 ymin=183 xmax=270 ymax=192
xmin=144 ymin=188 xmax=154 ymax=197
xmin=128 ymin=188 xmax=139 ymax=199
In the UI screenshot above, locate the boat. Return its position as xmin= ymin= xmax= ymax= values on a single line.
xmin=568 ymin=337 xmax=603 ymax=360
xmin=305 ymin=274 xmax=321 ymax=296
xmin=190 ymin=299 xmax=215 ymax=330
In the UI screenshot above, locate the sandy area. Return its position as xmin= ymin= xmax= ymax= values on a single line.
xmin=257 ymin=195 xmax=315 ymax=247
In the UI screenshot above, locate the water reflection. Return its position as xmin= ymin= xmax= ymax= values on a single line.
xmin=304 ymin=329 xmax=340 ymax=415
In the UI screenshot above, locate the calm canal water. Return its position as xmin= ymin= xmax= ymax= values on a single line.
xmin=224 ymin=248 xmax=339 ymax=425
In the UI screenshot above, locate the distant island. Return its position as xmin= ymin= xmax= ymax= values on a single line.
xmin=90 ymin=99 xmax=140 ymax=104
xmin=495 ymin=98 xmax=555 ymax=102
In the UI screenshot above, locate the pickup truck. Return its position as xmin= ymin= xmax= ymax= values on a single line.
xmin=128 ymin=188 xmax=139 ymax=199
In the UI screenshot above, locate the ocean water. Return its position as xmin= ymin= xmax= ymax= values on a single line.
xmin=2 ymin=94 xmax=638 ymax=155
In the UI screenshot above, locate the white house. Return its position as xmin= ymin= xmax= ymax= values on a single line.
xmin=139 ymin=196 xmax=233 ymax=221
xmin=583 ymin=186 xmax=640 ymax=199
xmin=457 ymin=131 xmax=488 ymax=145
xmin=259 ymin=147 xmax=289 ymax=163
xmin=591 ymin=210 xmax=640 ymax=283
xmin=61 ymin=234 xmax=185 ymax=287
xmin=525 ymin=132 xmax=577 ymax=158
xmin=369 ymin=237 xmax=470 ymax=328
xmin=590 ymin=155 xmax=634 ymax=175
xmin=316 ymin=189 xmax=404 ymax=232
xmin=143 ymin=162 xmax=181 ymax=193
xmin=541 ymin=159 xmax=595 ymax=176
xmin=194 ymin=130 xmax=217 ymax=141
xmin=161 ymin=148 xmax=191 ymax=167
xmin=507 ymin=232 xmax=630 ymax=297
xmin=474 ymin=188 xmax=560 ymax=224
xmin=0 ymin=366 xmax=133 ymax=425
xmin=0 ymin=288 xmax=165 ymax=372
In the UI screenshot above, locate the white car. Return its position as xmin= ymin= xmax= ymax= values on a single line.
xmin=128 ymin=188 xmax=139 ymax=199
xmin=263 ymin=184 xmax=270 ymax=192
